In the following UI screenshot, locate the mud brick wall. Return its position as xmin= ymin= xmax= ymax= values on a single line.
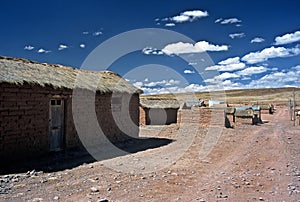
xmin=178 ymin=108 xmax=225 ymax=127
xmin=234 ymin=117 xmax=254 ymax=125
xmin=0 ymin=83 xmax=72 ymax=162
xmin=140 ymin=107 xmax=178 ymax=125
xmin=0 ymin=83 xmax=140 ymax=163
xmin=139 ymin=107 xmax=147 ymax=126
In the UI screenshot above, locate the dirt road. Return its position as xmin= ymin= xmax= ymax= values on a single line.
xmin=1 ymin=108 xmax=299 ymax=202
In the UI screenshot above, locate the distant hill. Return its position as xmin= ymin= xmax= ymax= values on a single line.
xmin=141 ymin=87 xmax=300 ymax=106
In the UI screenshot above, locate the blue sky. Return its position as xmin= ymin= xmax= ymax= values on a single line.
xmin=1 ymin=0 xmax=300 ymax=94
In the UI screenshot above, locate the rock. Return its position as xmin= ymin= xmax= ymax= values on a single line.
xmin=98 ymin=199 xmax=109 ymax=202
xmin=29 ymin=198 xmax=43 ymax=202
xmin=53 ymin=196 xmax=59 ymax=200
xmin=29 ymin=170 xmax=36 ymax=176
xmin=107 ymin=187 xmax=111 ymax=191
xmin=259 ymin=197 xmax=264 ymax=201
xmin=90 ymin=187 xmax=99 ymax=192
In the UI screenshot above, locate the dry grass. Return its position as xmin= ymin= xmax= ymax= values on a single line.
xmin=140 ymin=97 xmax=180 ymax=109
xmin=142 ymin=87 xmax=300 ymax=106
xmin=0 ymin=56 xmax=142 ymax=94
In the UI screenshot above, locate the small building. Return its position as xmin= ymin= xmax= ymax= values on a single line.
xmin=182 ymin=100 xmax=205 ymax=109
xmin=0 ymin=56 xmax=142 ymax=164
xmin=139 ymin=98 xmax=180 ymax=125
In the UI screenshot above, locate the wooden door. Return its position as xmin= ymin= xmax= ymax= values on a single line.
xmin=49 ymin=99 xmax=64 ymax=151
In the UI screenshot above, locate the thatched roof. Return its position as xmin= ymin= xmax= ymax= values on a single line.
xmin=234 ymin=108 xmax=254 ymax=118
xmin=0 ymin=56 xmax=142 ymax=94
xmin=140 ymin=98 xmax=180 ymax=109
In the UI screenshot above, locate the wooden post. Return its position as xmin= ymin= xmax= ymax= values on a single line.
xmin=288 ymin=98 xmax=292 ymax=121
xmin=293 ymin=90 xmax=296 ymax=126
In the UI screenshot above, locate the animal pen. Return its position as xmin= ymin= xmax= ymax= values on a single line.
xmin=0 ymin=56 xmax=142 ymax=164
xmin=139 ymin=98 xmax=180 ymax=125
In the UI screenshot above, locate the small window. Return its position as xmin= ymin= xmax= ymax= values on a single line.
xmin=51 ymin=100 xmax=56 ymax=106
xmin=51 ymin=99 xmax=62 ymax=106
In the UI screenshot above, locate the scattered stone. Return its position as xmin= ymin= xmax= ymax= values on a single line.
xmin=29 ymin=198 xmax=43 ymax=202
xmin=98 ymin=199 xmax=109 ymax=202
xmin=90 ymin=187 xmax=99 ymax=192
xmin=259 ymin=197 xmax=264 ymax=201
xmin=40 ymin=179 xmax=48 ymax=183
xmin=48 ymin=177 xmax=58 ymax=181
xmin=107 ymin=187 xmax=111 ymax=191
xmin=53 ymin=196 xmax=59 ymax=200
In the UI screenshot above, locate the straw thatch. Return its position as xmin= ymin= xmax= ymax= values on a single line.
xmin=0 ymin=56 xmax=142 ymax=94
xmin=260 ymin=104 xmax=273 ymax=110
xmin=234 ymin=108 xmax=254 ymax=118
xmin=140 ymin=98 xmax=180 ymax=109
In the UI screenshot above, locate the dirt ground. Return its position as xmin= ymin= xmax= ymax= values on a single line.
xmin=1 ymin=107 xmax=299 ymax=202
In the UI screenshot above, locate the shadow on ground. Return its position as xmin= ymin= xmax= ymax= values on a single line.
xmin=0 ymin=137 xmax=173 ymax=175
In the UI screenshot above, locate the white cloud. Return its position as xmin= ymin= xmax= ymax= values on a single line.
xmin=218 ymin=56 xmax=240 ymax=65
xmin=184 ymin=69 xmax=195 ymax=74
xmin=188 ymin=62 xmax=198 ymax=66
xmin=204 ymin=72 xmax=240 ymax=83
xmin=251 ymin=37 xmax=265 ymax=43
xmin=237 ymin=66 xmax=268 ymax=76
xmin=182 ymin=10 xmax=208 ymax=18
xmin=292 ymin=65 xmax=300 ymax=71
xmin=93 ymin=31 xmax=103 ymax=36
xmin=142 ymin=47 xmax=164 ymax=55
xmin=79 ymin=44 xmax=86 ymax=48
xmin=216 ymin=72 xmax=240 ymax=80
xmin=162 ymin=41 xmax=229 ymax=55
xmin=172 ymin=15 xmax=190 ymax=23
xmin=205 ymin=57 xmax=246 ymax=71
xmin=144 ymin=79 xmax=180 ymax=87
xmin=58 ymin=44 xmax=68 ymax=51
xmin=216 ymin=18 xmax=242 ymax=24
xmin=168 ymin=10 xmax=208 ymax=23
xmin=246 ymin=70 xmax=300 ymax=88
xmin=133 ymin=81 xmax=143 ymax=89
xmin=24 ymin=45 xmax=34 ymax=50
xmin=205 ymin=63 xmax=245 ymax=71
xmin=165 ymin=23 xmax=176 ymax=27
xmin=37 ymin=48 xmax=51 ymax=53
xmin=229 ymin=33 xmax=246 ymax=39
xmin=82 ymin=31 xmax=89 ymax=35
xmin=241 ymin=45 xmax=300 ymax=64
xmin=215 ymin=18 xmax=223 ymax=23
xmin=274 ymin=30 xmax=300 ymax=45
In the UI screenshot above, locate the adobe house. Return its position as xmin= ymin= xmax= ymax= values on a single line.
xmin=0 ymin=56 xmax=142 ymax=163
xmin=139 ymin=98 xmax=180 ymax=125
